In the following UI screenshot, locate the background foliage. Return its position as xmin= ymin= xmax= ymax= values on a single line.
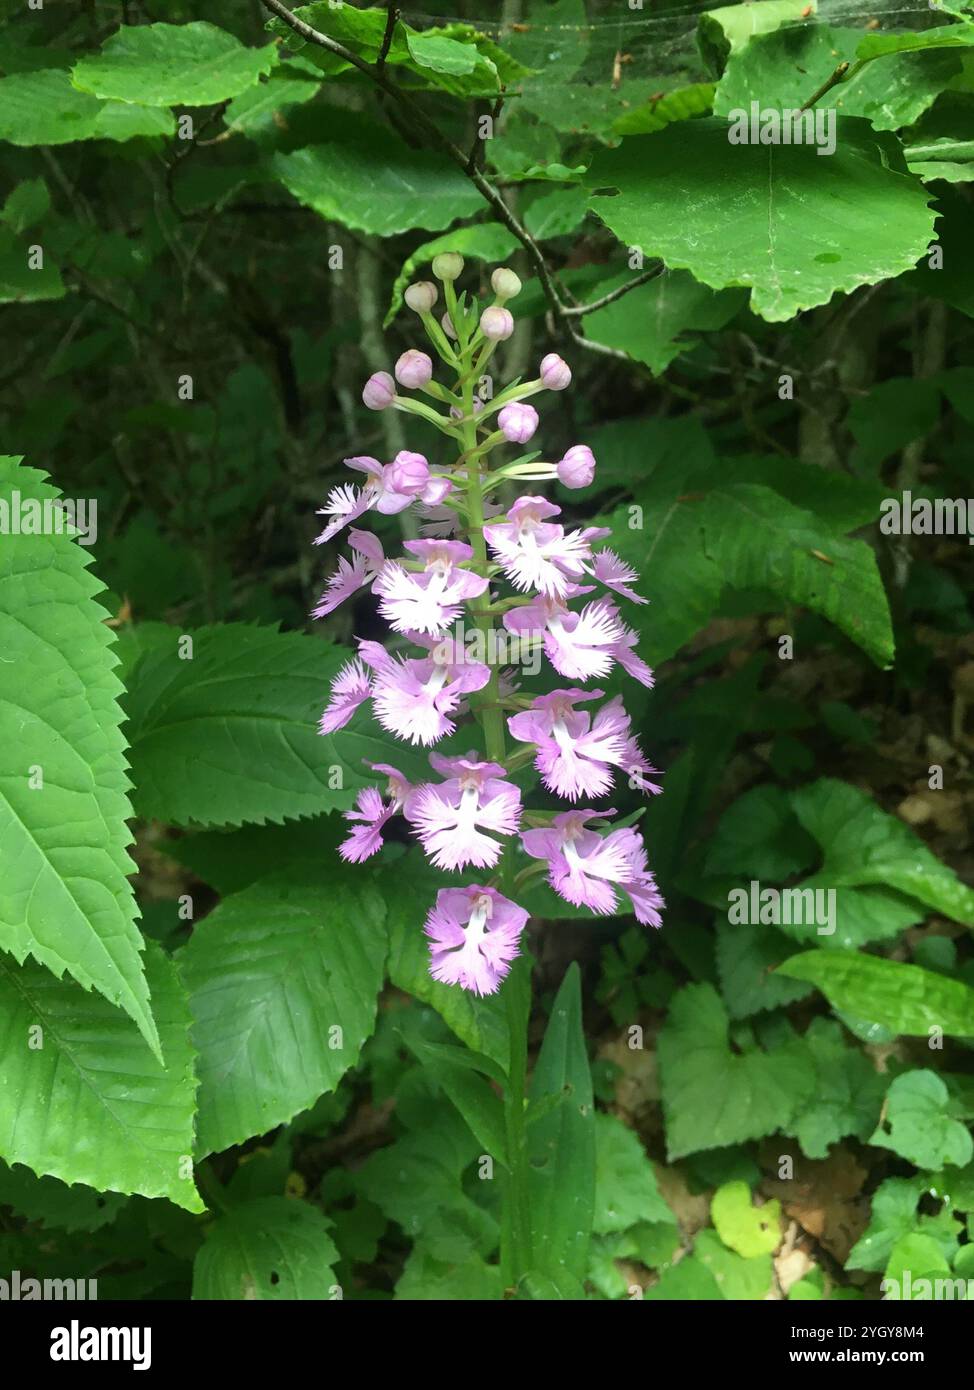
xmin=1 ymin=0 xmax=973 ymax=1301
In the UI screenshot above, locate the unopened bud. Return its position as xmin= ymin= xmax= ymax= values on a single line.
xmin=362 ymin=371 xmax=395 ymax=411
xmin=405 ymin=281 xmax=438 ymax=314
xmin=491 ymin=267 xmax=522 ymax=301
xmin=498 ymin=402 xmax=539 ymax=444
xmin=480 ymin=306 xmax=514 ymax=341
xmin=540 ymin=353 xmax=572 ymax=391
xmin=557 ymin=444 xmax=595 ymax=488
xmin=441 ymin=312 xmax=458 ymax=341
xmin=432 ymin=253 xmax=464 ymax=282
xmin=395 ymin=349 xmax=433 ymax=390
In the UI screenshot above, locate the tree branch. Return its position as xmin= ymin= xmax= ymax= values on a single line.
xmin=561 ymin=264 xmax=663 ymax=317
xmin=377 ymin=2 xmax=399 ymax=71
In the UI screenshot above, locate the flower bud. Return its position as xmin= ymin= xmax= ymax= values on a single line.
xmin=405 ymin=281 xmax=438 ymax=314
xmin=441 ymin=312 xmax=458 ymax=341
xmin=388 ymin=450 xmax=430 ymax=494
xmin=394 ymin=349 xmax=433 ymax=390
xmin=491 ymin=267 xmax=522 ymax=301
xmin=557 ymin=444 xmax=595 ymax=489
xmin=498 ymin=402 xmax=539 ymax=445
xmin=480 ymin=306 xmax=514 ymax=341
xmin=540 ymin=353 xmax=572 ymax=391
xmin=432 ymin=252 xmax=464 ymax=282
xmin=362 ymin=370 xmax=395 ymax=411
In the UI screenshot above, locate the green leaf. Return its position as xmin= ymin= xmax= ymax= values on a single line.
xmin=72 ymin=22 xmax=278 ymax=107
xmin=385 ymin=222 xmax=520 ymax=326
xmin=657 ymin=983 xmax=815 ymax=1159
xmin=791 ymin=780 xmax=974 ymax=926
xmin=612 ymin=83 xmax=715 ymax=136
xmin=0 ymin=942 xmax=201 ymax=1211
xmin=694 ymin=1227 xmax=773 ymax=1298
xmin=777 ymin=951 xmax=974 ymax=1038
xmin=178 ymin=870 xmax=386 ymax=1157
xmin=846 ymin=1177 xmax=926 ymax=1272
xmin=870 ymin=1070 xmax=974 ymax=1170
xmin=715 ymin=26 xmax=961 ymax=132
xmin=124 ymin=623 xmax=428 ymax=828
xmin=406 ymin=33 xmax=479 ymax=76
xmin=0 ymin=227 xmax=64 ymax=302
xmin=0 ymin=1161 xmax=127 ymax=1232
xmin=884 ymin=1233 xmax=951 ymax=1295
xmin=593 ymin=1112 xmax=672 ymax=1234
xmin=711 ymin=1180 xmax=781 ymax=1257
xmin=1 ymin=178 xmax=49 ymax=234
xmin=706 ymin=785 xmax=818 ymax=882
xmin=586 ymin=118 xmax=935 ymax=323
xmin=584 ymin=269 xmax=746 ymax=375
xmin=644 ymin=1252 xmax=723 ymax=1299
xmin=0 ymin=68 xmax=174 ymax=146
xmin=192 ymin=1196 xmax=338 ymax=1300
xmin=528 ymin=964 xmax=595 ymax=1283
xmin=698 ymin=0 xmax=819 ymax=73
xmin=273 ymin=134 xmax=483 ymax=237
xmin=790 ymin=1018 xmax=886 ymax=1158
xmin=523 ymin=187 xmax=589 ymax=240
xmin=223 ymin=66 xmax=321 ymax=136
xmin=0 ymin=458 xmax=158 ymax=1056
xmin=716 ymin=920 xmax=816 ymax=1019
xmin=858 ymin=25 xmax=974 ymax=60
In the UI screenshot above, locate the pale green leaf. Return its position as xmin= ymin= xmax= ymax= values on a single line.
xmin=72 ymin=22 xmax=277 ymax=107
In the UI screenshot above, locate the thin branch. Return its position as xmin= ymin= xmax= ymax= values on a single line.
xmin=377 ymin=3 xmax=399 ymax=71
xmin=562 ymin=264 xmax=663 ymax=317
xmin=800 ymin=60 xmax=853 ymax=111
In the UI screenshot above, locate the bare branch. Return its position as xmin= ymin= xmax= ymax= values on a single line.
xmin=377 ymin=3 xmax=399 ymax=71
xmin=563 ymin=264 xmax=664 ymax=317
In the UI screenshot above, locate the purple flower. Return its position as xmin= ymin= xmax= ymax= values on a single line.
xmin=480 ymin=306 xmax=514 ymax=341
xmin=588 ymin=548 xmax=648 ymax=605
xmin=557 ymin=445 xmax=595 ymax=489
xmin=395 ymin=350 xmax=433 ymax=390
xmin=521 ymin=810 xmax=664 ymax=926
xmin=425 ymin=885 xmax=528 ymax=995
xmin=366 ymin=635 xmax=490 ymax=746
xmin=319 ymin=658 xmax=373 ymax=735
xmin=405 ymin=754 xmax=522 ymax=870
xmin=484 ymin=496 xmax=597 ymax=598
xmin=374 ymin=539 xmax=489 ymax=636
xmin=539 ymin=353 xmax=571 ymax=390
xmin=362 ymin=371 xmax=395 ymax=411
xmin=311 ymin=529 xmax=385 ymax=618
xmin=498 ymin=402 xmax=539 ymax=444
xmin=508 ymin=688 xmax=659 ymax=801
xmin=339 ymin=763 xmax=411 ymax=863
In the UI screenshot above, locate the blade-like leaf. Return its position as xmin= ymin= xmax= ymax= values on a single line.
xmin=777 ymin=950 xmax=974 ymax=1037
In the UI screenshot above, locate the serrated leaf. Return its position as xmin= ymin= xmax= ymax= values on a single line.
xmin=528 ymin=964 xmax=595 ymax=1282
xmin=594 ymin=1112 xmax=671 ymax=1234
xmin=657 ymin=983 xmax=816 ymax=1159
xmin=584 ymin=269 xmax=746 ymax=375
xmin=124 ymin=623 xmax=429 ymax=828
xmin=178 ymin=870 xmax=386 ymax=1157
xmin=0 ymin=942 xmax=201 ymax=1211
xmin=0 ymin=458 xmax=158 ymax=1055
xmin=870 ymin=1070 xmax=974 ymax=1170
xmin=586 ymin=118 xmax=935 ymax=322
xmin=790 ymin=1018 xmax=886 ymax=1158
xmin=192 ymin=1196 xmax=338 ymax=1300
xmin=778 ymin=950 xmax=974 ymax=1037
xmin=72 ymin=22 xmax=277 ymax=107
xmin=716 ymin=919 xmax=816 ymax=1019
xmin=0 ymin=1161 xmax=127 ymax=1233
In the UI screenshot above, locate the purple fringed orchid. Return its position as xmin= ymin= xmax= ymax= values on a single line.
xmin=313 ymin=257 xmax=664 ymax=995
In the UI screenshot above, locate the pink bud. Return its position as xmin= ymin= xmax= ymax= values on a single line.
xmin=540 ymin=353 xmax=572 ymax=391
xmin=395 ymin=349 xmax=433 ymax=390
xmin=405 ymin=281 xmax=438 ymax=314
xmin=498 ymin=402 xmax=539 ymax=444
xmin=388 ymin=450 xmax=430 ymax=494
xmin=480 ymin=306 xmax=514 ymax=341
xmin=362 ymin=371 xmax=395 ymax=411
xmin=441 ymin=312 xmax=458 ymax=341
xmin=557 ymin=445 xmax=595 ymax=489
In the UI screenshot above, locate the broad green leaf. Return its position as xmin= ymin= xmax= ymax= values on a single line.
xmin=613 ymin=83 xmax=715 ymax=136
xmin=0 ymin=227 xmax=64 ymax=302
xmin=223 ymin=65 xmax=321 ymax=136
xmin=192 ymin=1196 xmax=338 ymax=1300
xmin=161 ymin=817 xmax=344 ymax=896
xmin=72 ymin=22 xmax=278 ymax=107
xmin=884 ymin=1233 xmax=951 ymax=1294
xmin=124 ymin=623 xmax=428 ymax=827
xmin=1 ymin=178 xmax=49 ymax=234
xmin=778 ymin=951 xmax=974 ymax=1037
xmin=0 ymin=69 xmax=172 ymax=145
xmin=593 ymin=1112 xmax=672 ymax=1234
xmin=0 ymin=458 xmax=157 ymax=1055
xmin=791 ymin=779 xmax=974 ymax=925
xmin=528 ymin=964 xmax=595 ymax=1283
xmin=858 ymin=25 xmax=974 ymax=61
xmin=847 ymin=1177 xmax=927 ymax=1272
xmin=790 ymin=1018 xmax=885 ymax=1158
xmin=396 ymin=1245 xmax=503 ymax=1300
xmin=694 ymin=1227 xmax=773 ymax=1298
xmin=273 ymin=136 xmax=483 ymax=237
xmin=706 ymin=785 xmax=818 ymax=883
xmin=586 ymin=118 xmax=935 ymax=323
xmin=657 ymin=983 xmax=815 ymax=1158
xmin=698 ymin=0 xmax=818 ymax=73
xmin=716 ymin=920 xmax=816 ymax=1019
xmin=715 ymin=26 xmax=961 ymax=132
xmin=711 ymin=1181 xmax=781 ymax=1258
xmin=0 ymin=943 xmax=201 ymax=1211
xmin=0 ymin=1161 xmax=127 ymax=1232
xmin=406 ymin=33 xmax=479 ymax=76
xmin=870 ymin=1070 xmax=974 ymax=1170
xmin=644 ymin=1252 xmax=723 ymax=1299
xmin=523 ymin=187 xmax=589 ymax=240
xmin=178 ymin=870 xmax=386 ymax=1157
xmin=584 ymin=269 xmax=747 ymax=375
xmin=385 ymin=222 xmax=520 ymax=326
